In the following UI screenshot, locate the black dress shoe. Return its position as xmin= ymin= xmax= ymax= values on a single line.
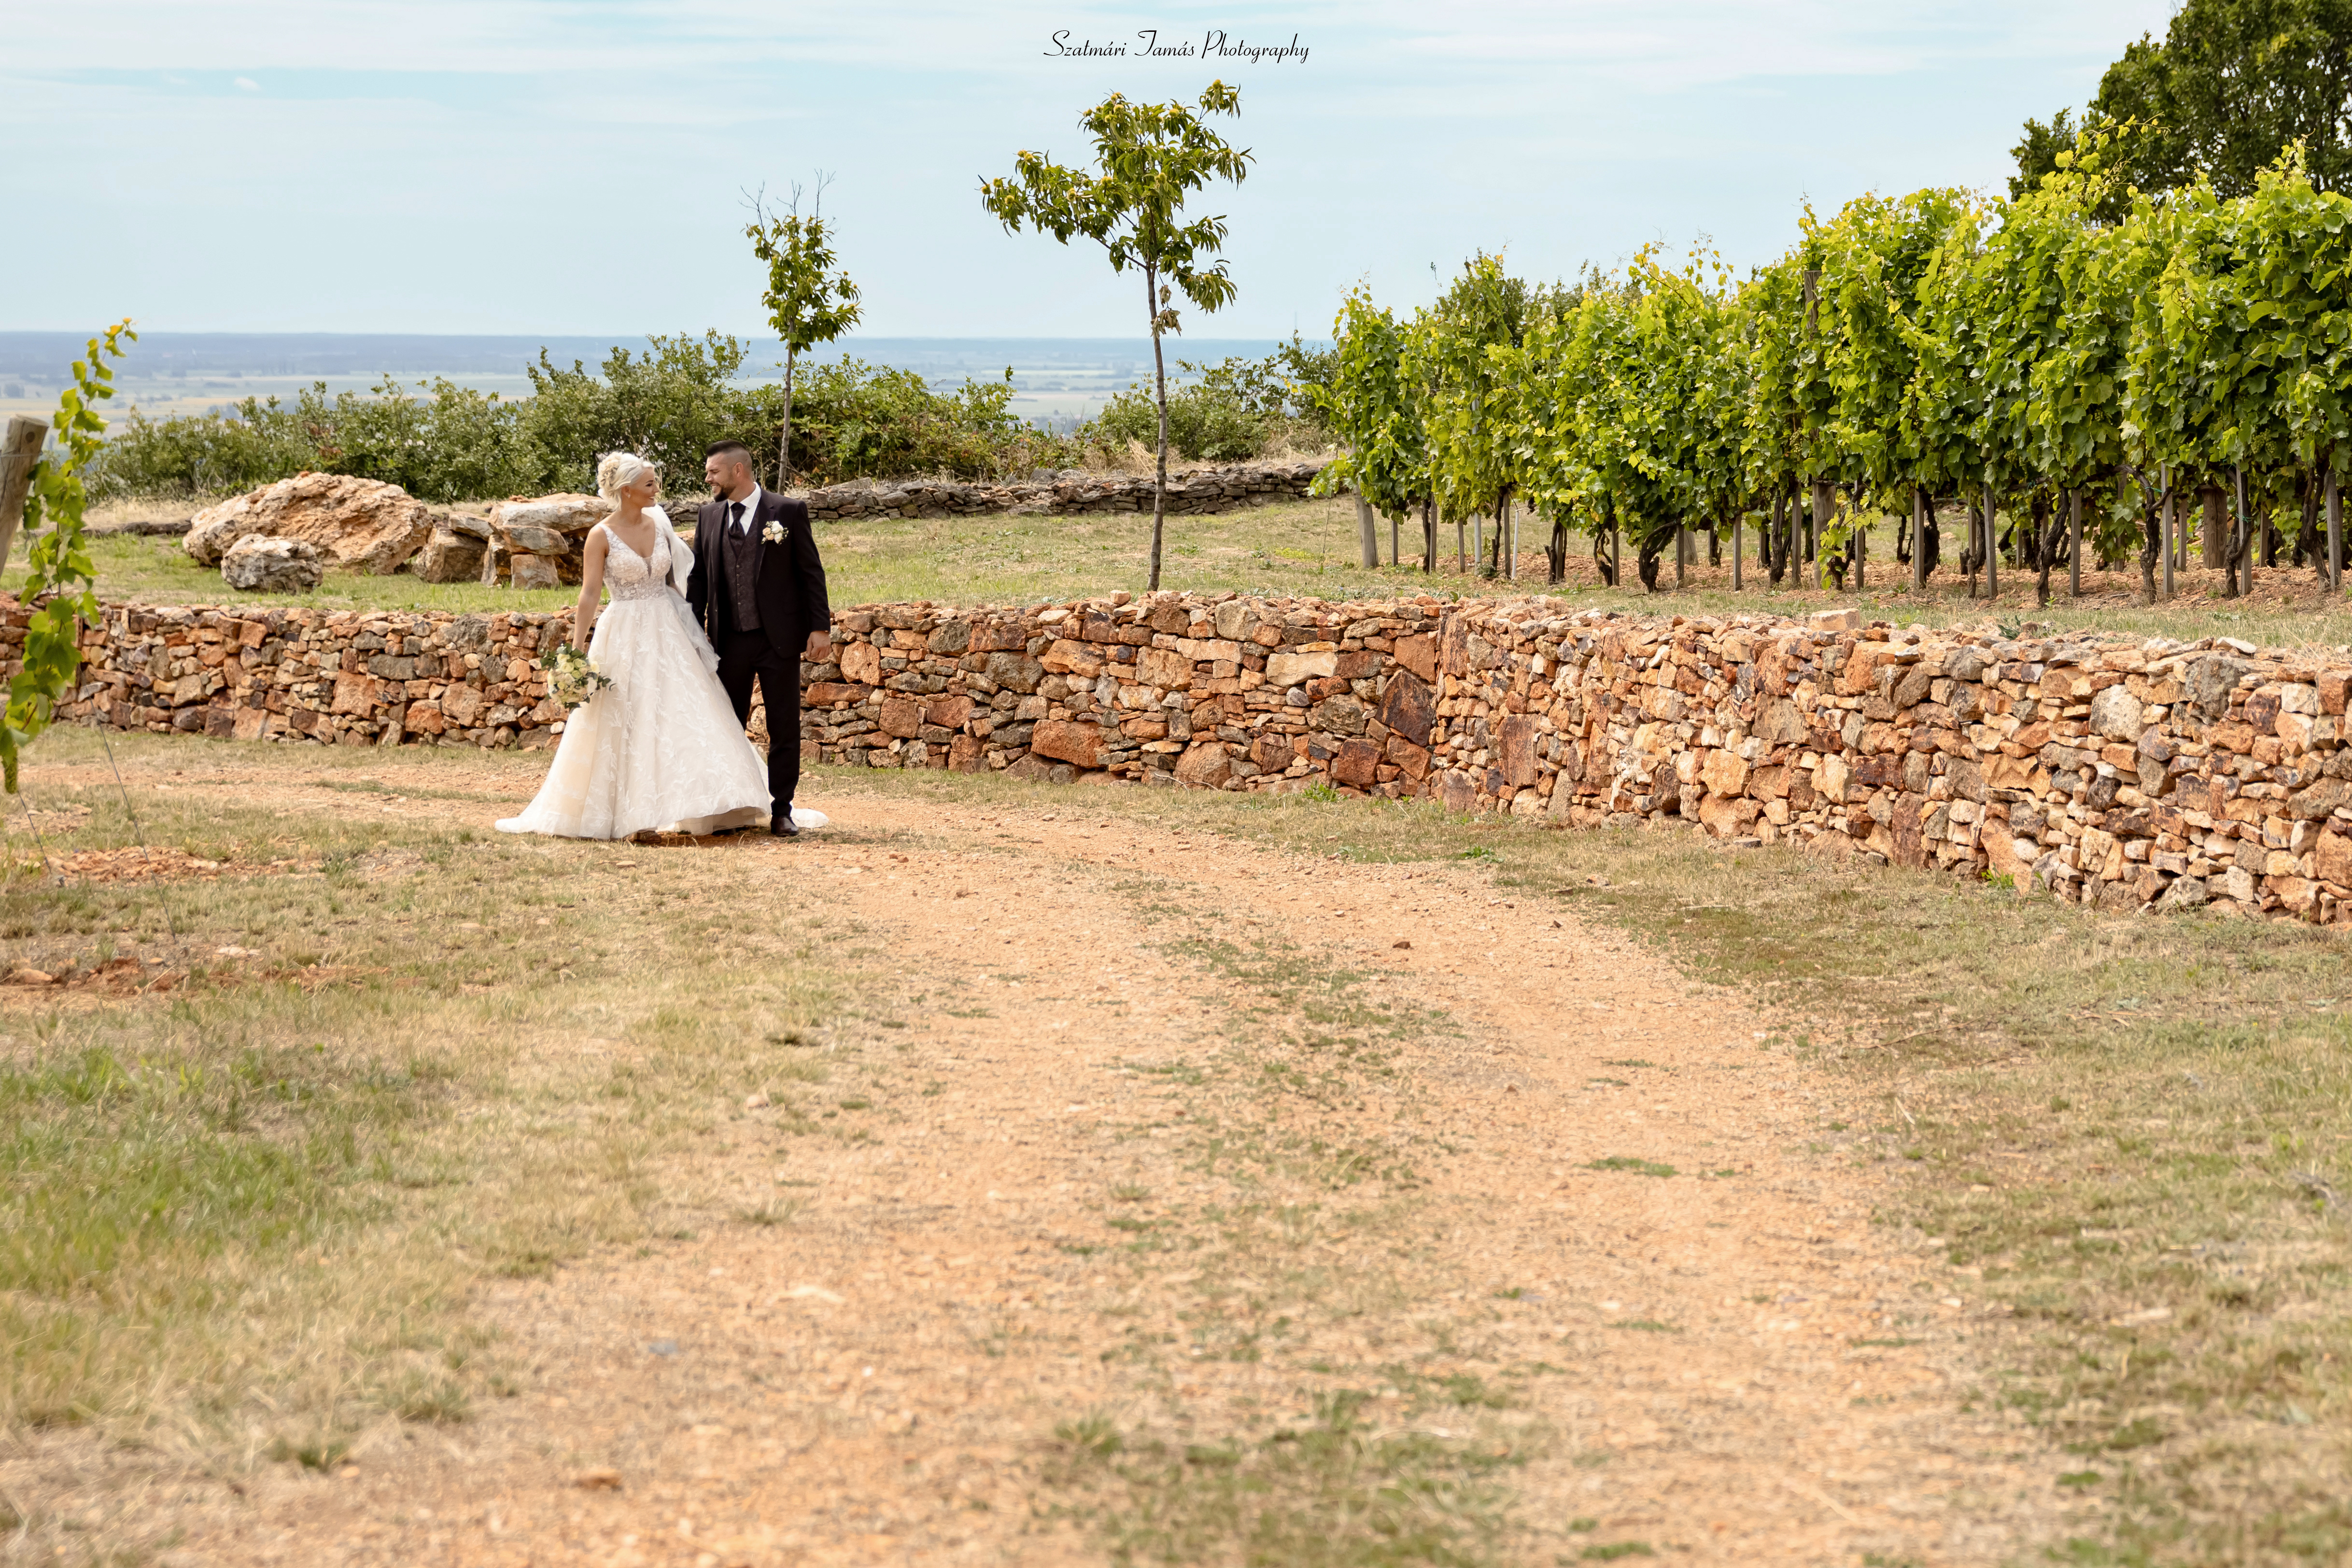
xmin=770 ymin=811 xmax=800 ymax=838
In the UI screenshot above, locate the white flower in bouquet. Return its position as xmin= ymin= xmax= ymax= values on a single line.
xmin=537 ymin=641 xmax=613 ymax=710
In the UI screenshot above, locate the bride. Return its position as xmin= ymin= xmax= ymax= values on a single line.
xmin=497 ymin=452 xmax=776 ymax=840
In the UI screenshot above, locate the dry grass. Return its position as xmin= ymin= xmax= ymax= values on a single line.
xmin=822 ymin=763 xmax=2352 ymax=1566
xmin=0 ymin=730 xmax=851 ymax=1484
xmin=2 ymin=715 xmax=2348 ymax=1562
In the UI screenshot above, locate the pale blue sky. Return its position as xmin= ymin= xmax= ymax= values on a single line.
xmin=5 ymin=1 xmax=2173 ymax=339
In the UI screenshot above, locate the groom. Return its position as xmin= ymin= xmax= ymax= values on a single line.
xmin=689 ymin=439 xmax=832 ymax=838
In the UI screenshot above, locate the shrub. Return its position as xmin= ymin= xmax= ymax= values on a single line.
xmin=1083 ymin=334 xmax=1338 ymax=462
xmin=85 ymin=331 xmax=1092 ymax=504
xmin=520 ymin=331 xmax=745 ymax=494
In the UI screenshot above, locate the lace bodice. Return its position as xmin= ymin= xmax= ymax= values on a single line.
xmin=601 ymin=524 xmax=673 ymax=601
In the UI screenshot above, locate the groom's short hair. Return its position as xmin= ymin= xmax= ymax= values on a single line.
xmin=705 ymin=440 xmax=754 ymax=464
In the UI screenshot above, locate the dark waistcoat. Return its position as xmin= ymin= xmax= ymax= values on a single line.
xmin=722 ymin=504 xmax=761 ymax=633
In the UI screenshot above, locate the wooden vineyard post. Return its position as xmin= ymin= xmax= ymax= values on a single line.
xmin=1456 ymin=511 xmax=1466 ymax=576
xmin=1505 ymin=496 xmax=1516 ymax=582
xmin=1983 ymin=466 xmax=1999 ymax=601
xmin=2069 ymin=489 xmax=2082 ymax=596
xmin=2161 ymin=468 xmax=2175 ymax=600
xmin=2235 ymin=467 xmax=2252 ymax=596
xmin=1732 ymin=511 xmax=1744 ymax=591
xmin=1855 ymin=500 xmax=1866 ymax=591
xmin=1675 ymin=525 xmax=1687 ymax=590
xmin=2330 ymin=468 xmax=2343 ymax=594
xmin=0 ymin=416 xmax=48 ymax=570
xmin=1812 ymin=479 xmax=1833 ymax=591
xmin=1354 ymin=494 xmax=1380 ymax=569
xmin=1390 ymin=509 xmax=1400 ymax=568
xmin=1911 ymin=487 xmax=1925 ymax=596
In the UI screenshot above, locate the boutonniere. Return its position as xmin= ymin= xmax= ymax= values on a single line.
xmin=762 ymin=519 xmax=786 ymax=544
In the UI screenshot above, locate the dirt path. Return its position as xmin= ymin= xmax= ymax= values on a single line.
xmin=99 ymin=775 xmax=2077 ymax=1567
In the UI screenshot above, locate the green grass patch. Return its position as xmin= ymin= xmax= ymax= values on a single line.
xmin=1048 ymin=1392 xmax=1522 ymax=1568
xmin=1586 ymin=1157 xmax=1677 ymax=1178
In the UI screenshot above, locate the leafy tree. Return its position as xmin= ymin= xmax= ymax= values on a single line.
xmin=2015 ymin=0 xmax=2352 ymax=200
xmin=746 ymin=176 xmax=862 ymax=488
xmin=980 ymin=81 xmax=1254 ymax=590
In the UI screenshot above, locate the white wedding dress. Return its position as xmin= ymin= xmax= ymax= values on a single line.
xmin=496 ymin=520 xmax=776 ymax=840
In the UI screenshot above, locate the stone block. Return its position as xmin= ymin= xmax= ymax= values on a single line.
xmin=1333 ymin=737 xmax=1380 ymax=789
xmin=1174 ymin=741 xmax=1232 ymax=789
xmin=1700 ymin=749 xmax=1749 ymax=798
xmin=1032 ymin=719 xmax=1104 ymax=768
xmin=2316 ymin=829 xmax=2352 ymax=888
xmin=984 ymin=652 xmax=1046 ymax=693
xmin=510 ymin=554 xmax=561 ymax=591
xmin=878 ymin=696 xmax=923 ymax=739
xmin=1266 ymin=650 xmax=1338 ymax=687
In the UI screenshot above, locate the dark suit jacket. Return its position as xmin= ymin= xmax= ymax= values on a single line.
xmin=685 ymin=489 xmax=831 ymax=653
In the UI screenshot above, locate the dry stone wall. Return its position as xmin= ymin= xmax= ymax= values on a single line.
xmin=11 ymin=588 xmax=2352 ymax=927
xmin=792 ymin=459 xmax=1326 ymax=522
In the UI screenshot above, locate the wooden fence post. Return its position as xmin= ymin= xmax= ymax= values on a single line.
xmin=0 ymin=416 xmax=50 ymax=572
xmin=1732 ymin=512 xmax=1744 ymax=591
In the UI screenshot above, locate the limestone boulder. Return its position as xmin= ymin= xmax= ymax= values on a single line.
xmin=486 ymin=493 xmax=610 ymax=586
xmin=510 ymin=555 xmax=562 ymax=591
xmin=413 ymin=527 xmax=486 ymax=584
xmin=219 ymin=536 xmax=324 ymax=593
xmin=187 ymin=473 xmax=435 ymax=574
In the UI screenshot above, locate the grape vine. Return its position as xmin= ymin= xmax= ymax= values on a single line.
xmin=5 ymin=321 xmax=135 ymax=792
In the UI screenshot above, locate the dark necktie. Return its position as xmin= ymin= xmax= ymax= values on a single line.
xmin=728 ymin=501 xmax=746 ymax=538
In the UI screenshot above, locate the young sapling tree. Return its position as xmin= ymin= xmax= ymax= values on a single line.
xmin=980 ymin=82 xmax=1253 ymax=590
xmin=746 ymin=175 xmax=862 ymax=489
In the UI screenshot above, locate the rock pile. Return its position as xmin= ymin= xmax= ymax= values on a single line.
xmin=185 ymin=473 xmax=438 ymax=576
xmin=15 ymin=584 xmax=2352 ymax=926
xmin=477 ymin=493 xmax=613 ymax=588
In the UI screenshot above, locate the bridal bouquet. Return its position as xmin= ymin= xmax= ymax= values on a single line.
xmin=537 ymin=641 xmax=613 ymax=710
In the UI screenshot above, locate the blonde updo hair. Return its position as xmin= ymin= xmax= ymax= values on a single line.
xmin=595 ymin=451 xmax=660 ymax=503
